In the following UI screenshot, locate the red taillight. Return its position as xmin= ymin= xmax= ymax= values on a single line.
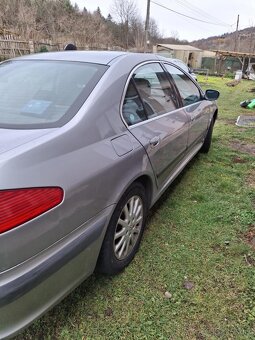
xmin=0 ymin=187 xmax=63 ymax=234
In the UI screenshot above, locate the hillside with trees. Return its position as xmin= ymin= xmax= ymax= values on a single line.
xmin=0 ymin=0 xmax=163 ymax=50
xmin=1 ymin=0 xmax=253 ymax=53
xmin=192 ymin=26 xmax=255 ymax=53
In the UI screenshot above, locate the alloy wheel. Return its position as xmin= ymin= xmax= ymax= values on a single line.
xmin=113 ymin=195 xmax=144 ymax=260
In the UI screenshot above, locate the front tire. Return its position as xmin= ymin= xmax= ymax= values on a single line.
xmin=200 ymin=118 xmax=215 ymax=153
xmin=97 ymin=182 xmax=147 ymax=275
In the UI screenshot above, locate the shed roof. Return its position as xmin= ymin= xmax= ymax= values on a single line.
xmin=214 ymin=50 xmax=255 ymax=58
xmin=156 ymin=44 xmax=202 ymax=51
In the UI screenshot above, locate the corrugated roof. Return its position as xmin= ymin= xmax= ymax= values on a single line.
xmin=156 ymin=44 xmax=202 ymax=51
xmin=214 ymin=50 xmax=255 ymax=58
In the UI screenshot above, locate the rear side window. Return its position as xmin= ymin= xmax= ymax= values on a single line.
xmin=0 ymin=60 xmax=107 ymax=129
xmin=122 ymin=81 xmax=147 ymax=126
xmin=133 ymin=63 xmax=177 ymax=117
xmin=164 ymin=63 xmax=201 ymax=106
xmin=122 ymin=63 xmax=178 ymax=126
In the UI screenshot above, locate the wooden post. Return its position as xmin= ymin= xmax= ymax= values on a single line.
xmin=234 ymin=15 xmax=239 ymax=52
xmin=29 ymin=40 xmax=34 ymax=54
xmin=144 ymin=0 xmax=150 ymax=52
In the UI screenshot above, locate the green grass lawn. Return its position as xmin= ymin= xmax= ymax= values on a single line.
xmin=17 ymin=76 xmax=255 ymax=340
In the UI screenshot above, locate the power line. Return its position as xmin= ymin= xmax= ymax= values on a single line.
xmin=151 ymin=0 xmax=231 ymax=27
xmin=175 ymin=0 xmax=231 ymax=27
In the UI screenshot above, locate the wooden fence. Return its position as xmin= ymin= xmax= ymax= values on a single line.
xmin=0 ymin=38 xmax=124 ymax=59
xmin=0 ymin=39 xmax=32 ymax=58
xmin=0 ymin=39 xmax=62 ymax=59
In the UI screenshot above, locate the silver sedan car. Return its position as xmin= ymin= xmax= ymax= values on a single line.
xmin=0 ymin=51 xmax=219 ymax=338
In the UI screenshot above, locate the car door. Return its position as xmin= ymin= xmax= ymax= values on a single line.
xmin=164 ymin=63 xmax=211 ymax=149
xmin=122 ymin=62 xmax=189 ymax=189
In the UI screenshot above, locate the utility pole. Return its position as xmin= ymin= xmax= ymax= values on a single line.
xmin=144 ymin=0 xmax=150 ymax=52
xmin=234 ymin=14 xmax=239 ymax=51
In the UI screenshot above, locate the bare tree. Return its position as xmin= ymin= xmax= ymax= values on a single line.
xmin=170 ymin=30 xmax=180 ymax=41
xmin=149 ymin=18 xmax=162 ymax=45
xmin=111 ymin=0 xmax=137 ymax=49
xmin=0 ymin=0 xmax=161 ymax=51
xmin=17 ymin=0 xmax=36 ymax=39
xmin=129 ymin=16 xmax=144 ymax=51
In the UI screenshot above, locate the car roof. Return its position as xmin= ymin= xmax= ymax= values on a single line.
xmin=12 ymin=51 xmax=164 ymax=65
xmin=13 ymin=51 xmax=128 ymax=65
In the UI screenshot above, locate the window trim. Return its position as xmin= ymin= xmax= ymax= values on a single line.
xmin=128 ymin=106 xmax=189 ymax=130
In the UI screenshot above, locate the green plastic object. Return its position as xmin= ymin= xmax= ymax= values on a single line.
xmin=247 ymin=99 xmax=255 ymax=109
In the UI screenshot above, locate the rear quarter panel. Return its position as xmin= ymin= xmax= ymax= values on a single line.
xmin=0 ymin=55 xmax=158 ymax=272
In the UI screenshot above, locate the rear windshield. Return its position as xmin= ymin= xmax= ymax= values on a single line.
xmin=0 ymin=60 xmax=107 ymax=129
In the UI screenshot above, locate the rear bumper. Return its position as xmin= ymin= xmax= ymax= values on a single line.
xmin=0 ymin=206 xmax=112 ymax=339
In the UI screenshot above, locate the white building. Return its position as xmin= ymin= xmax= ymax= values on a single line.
xmin=153 ymin=44 xmax=203 ymax=68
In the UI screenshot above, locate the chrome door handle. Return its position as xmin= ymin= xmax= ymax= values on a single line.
xmin=149 ymin=137 xmax=160 ymax=147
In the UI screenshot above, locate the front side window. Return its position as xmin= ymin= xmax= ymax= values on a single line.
xmin=0 ymin=60 xmax=107 ymax=128
xmin=164 ymin=63 xmax=201 ymax=106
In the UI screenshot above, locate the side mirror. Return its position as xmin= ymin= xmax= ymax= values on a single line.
xmin=205 ymin=89 xmax=220 ymax=101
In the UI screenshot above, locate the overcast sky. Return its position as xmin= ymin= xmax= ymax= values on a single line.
xmin=71 ymin=0 xmax=255 ymax=41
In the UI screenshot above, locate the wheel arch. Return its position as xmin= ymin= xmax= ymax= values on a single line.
xmin=96 ymin=174 xmax=153 ymax=274
xmin=213 ymin=108 xmax=218 ymax=122
xmin=133 ymin=174 xmax=153 ymax=210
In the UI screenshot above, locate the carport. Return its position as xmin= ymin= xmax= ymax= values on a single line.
xmin=214 ymin=50 xmax=255 ymax=77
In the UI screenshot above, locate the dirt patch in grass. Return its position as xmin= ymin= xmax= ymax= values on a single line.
xmin=195 ymin=332 xmax=206 ymax=340
xmin=220 ymin=118 xmax=236 ymax=125
xmin=232 ymin=156 xmax=248 ymax=164
xmin=211 ymin=244 xmax=223 ymax=252
xmin=248 ymin=87 xmax=255 ymax=93
xmin=244 ymin=253 xmax=255 ymax=266
xmin=241 ymin=225 xmax=255 ymax=266
xmin=243 ymin=225 xmax=255 ymax=250
xmin=246 ymin=170 xmax=255 ymax=188
xmin=230 ymin=141 xmax=255 ymax=156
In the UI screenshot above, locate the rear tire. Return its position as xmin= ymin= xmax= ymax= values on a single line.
xmin=200 ymin=118 xmax=215 ymax=153
xmin=97 ymin=182 xmax=147 ymax=275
